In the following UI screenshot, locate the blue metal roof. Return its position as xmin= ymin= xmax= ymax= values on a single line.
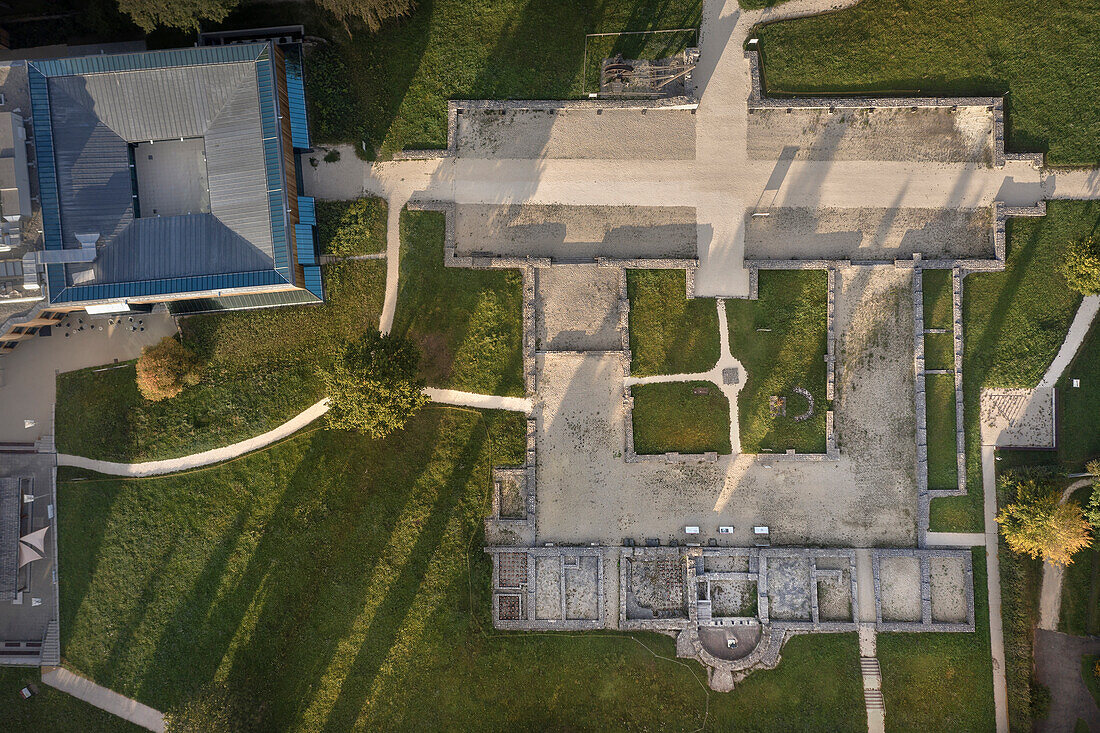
xmin=297 ymin=196 xmax=316 ymax=225
xmin=284 ymin=44 xmax=311 ymax=150
xmin=52 ymin=269 xmax=288 ymax=303
xmin=28 ymin=43 xmax=301 ymax=305
xmin=302 ymin=265 xmax=323 ymax=299
xmin=294 ymin=224 xmax=316 ymax=266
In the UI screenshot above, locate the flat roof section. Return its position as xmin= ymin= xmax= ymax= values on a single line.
xmin=134 ymin=139 xmax=211 ymax=218
xmin=0 ymin=452 xmax=56 ymax=650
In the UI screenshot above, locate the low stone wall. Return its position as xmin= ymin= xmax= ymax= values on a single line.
xmin=871 ymin=548 xmax=975 ymax=633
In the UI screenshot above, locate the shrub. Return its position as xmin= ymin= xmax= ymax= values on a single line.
xmin=319 ymin=330 xmax=429 ymax=438
xmin=1062 ymin=236 xmax=1100 ymax=294
xmin=135 ymin=337 xmax=203 ymax=402
xmin=305 ymin=44 xmax=361 ymax=144
xmin=323 ymin=149 xmax=341 ymax=163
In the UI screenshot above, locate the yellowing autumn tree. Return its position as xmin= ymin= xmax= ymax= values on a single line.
xmin=997 ymin=475 xmax=1091 ymax=566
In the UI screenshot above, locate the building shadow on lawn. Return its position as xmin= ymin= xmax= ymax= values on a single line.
xmin=131 ymin=429 xmax=414 ymax=716
xmin=314 ymin=417 xmax=489 ymax=732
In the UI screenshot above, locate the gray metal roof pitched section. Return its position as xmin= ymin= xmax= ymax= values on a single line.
xmin=91 ymin=213 xmax=273 ymax=283
xmin=0 ymin=478 xmax=18 ymax=601
xmin=205 ymin=72 xmax=272 ymax=258
xmin=47 ymin=80 xmax=134 ymax=253
xmin=60 ymin=63 xmax=253 ymax=143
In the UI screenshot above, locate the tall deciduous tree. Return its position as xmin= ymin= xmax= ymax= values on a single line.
xmin=1062 ymin=236 xmax=1100 ymax=295
xmin=118 ymin=0 xmax=239 ymax=32
xmin=319 ymin=330 xmax=428 ymax=438
xmin=314 ymin=0 xmax=416 ymax=32
xmin=997 ymin=475 xmax=1091 ymax=566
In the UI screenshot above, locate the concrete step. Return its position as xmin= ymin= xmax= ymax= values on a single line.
xmin=859 ymin=657 xmax=881 ymax=676
xmin=864 ymin=689 xmax=885 ymax=710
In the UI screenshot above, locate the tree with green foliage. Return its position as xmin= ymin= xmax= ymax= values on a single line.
xmin=135 ymin=336 xmax=203 ymax=402
xmin=118 ymin=0 xmax=238 ymax=32
xmin=997 ymin=474 xmax=1091 ymax=566
xmin=319 ymin=330 xmax=428 ymax=438
xmin=1062 ymin=236 xmax=1100 ymax=295
xmin=314 ymin=0 xmax=416 ymax=32
xmin=1086 ymin=460 xmax=1100 ymax=529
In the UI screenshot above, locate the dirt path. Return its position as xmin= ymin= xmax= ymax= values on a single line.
xmin=1034 ymin=630 xmax=1100 ymax=733
xmin=1039 ymin=479 xmax=1094 ymax=630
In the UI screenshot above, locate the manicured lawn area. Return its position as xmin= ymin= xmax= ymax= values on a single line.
xmin=924 ymin=332 xmax=955 ymax=372
xmin=627 ymin=269 xmax=719 ymax=376
xmin=631 ymin=381 xmax=731 ymax=455
xmin=926 ymin=373 xmax=958 ymax=490
xmin=0 ymin=667 xmax=138 ymax=732
xmin=878 ymin=548 xmax=995 ymax=732
xmin=726 ymin=270 xmax=828 ymax=454
xmin=206 ymin=0 xmax=702 ymax=156
xmin=58 ymin=408 xmax=863 ymax=731
xmin=1057 ymin=320 xmax=1100 ymax=471
xmin=922 ymin=269 xmax=953 ymax=330
xmin=1060 ymin=485 xmax=1100 ymax=636
xmin=56 ymin=258 xmax=385 ymax=462
xmin=392 ymin=209 xmax=524 ymax=397
xmin=756 ymin=0 xmax=1100 ymax=165
xmin=316 ymin=197 xmax=387 ymax=256
xmin=930 ymin=201 xmax=1094 ymax=532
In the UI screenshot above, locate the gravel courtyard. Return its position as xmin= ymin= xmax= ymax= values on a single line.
xmin=534 ymin=264 xmax=917 ymax=548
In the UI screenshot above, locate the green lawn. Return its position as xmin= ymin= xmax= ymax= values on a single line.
xmin=631 ymin=381 xmax=731 ymax=455
xmin=1084 ymin=656 xmax=1100 ymax=710
xmin=205 ymin=0 xmax=701 ymax=156
xmin=391 ymin=209 xmax=524 ymax=397
xmin=1060 ymin=485 xmax=1100 ymax=636
xmin=924 ymin=332 xmax=956 ymax=372
xmin=756 ymin=0 xmax=1100 ymax=166
xmin=58 ymin=408 xmax=864 ymax=731
xmin=627 ymin=269 xmax=719 ymax=376
xmin=55 ymin=258 xmax=385 ymax=462
xmin=878 ymin=548 xmax=995 ymax=732
xmin=922 ymin=270 xmax=954 ymax=330
xmin=926 ymin=373 xmax=959 ymax=490
xmin=726 ymin=270 xmax=828 ymax=454
xmin=316 ymin=198 xmax=387 ymax=256
xmin=0 ymin=667 xmax=139 ymax=732
xmin=930 ymin=201 xmax=1094 ymax=532
xmin=1057 ymin=320 xmax=1100 ymax=470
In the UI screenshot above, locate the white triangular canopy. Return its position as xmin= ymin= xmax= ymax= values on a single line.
xmin=17 ymin=542 xmax=43 ymax=568
xmin=19 ymin=525 xmax=48 ymax=554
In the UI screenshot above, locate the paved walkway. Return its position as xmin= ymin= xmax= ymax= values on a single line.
xmin=924 ymin=531 xmax=986 ymax=547
xmin=1038 ymin=295 xmax=1100 ymax=388
xmin=424 ymin=388 xmax=533 ymax=414
xmin=1038 ymin=479 xmax=1093 ymax=630
xmin=58 ymin=399 xmax=332 ymax=477
xmin=1034 ymin=630 xmax=1100 ymax=733
xmin=624 ymin=299 xmax=745 ymax=452
xmin=1046 ymin=168 xmax=1100 ymax=200
xmin=858 ymin=623 xmax=885 ymax=733
xmin=42 ymin=667 xmax=165 ymax=732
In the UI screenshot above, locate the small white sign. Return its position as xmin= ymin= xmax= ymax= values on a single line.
xmin=719 ymin=526 xmax=734 ymax=534
xmin=684 ymin=526 xmax=700 ymax=534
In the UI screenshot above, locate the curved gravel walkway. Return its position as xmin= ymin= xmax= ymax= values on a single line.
xmin=57 ymin=388 xmax=531 ymax=477
xmin=58 ymin=399 xmax=332 ymax=477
